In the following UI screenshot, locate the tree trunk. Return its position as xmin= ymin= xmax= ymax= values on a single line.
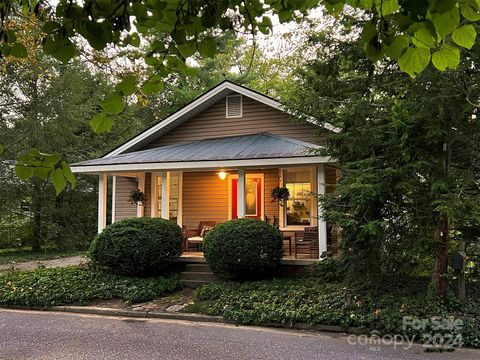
xmin=433 ymin=139 xmax=451 ymax=298
xmin=433 ymin=213 xmax=449 ymax=297
xmin=31 ymin=180 xmax=42 ymax=252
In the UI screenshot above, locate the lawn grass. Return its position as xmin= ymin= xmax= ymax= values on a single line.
xmin=0 ymin=265 xmax=180 ymax=306
xmin=186 ymin=276 xmax=480 ymax=348
xmin=0 ymin=247 xmax=85 ymax=265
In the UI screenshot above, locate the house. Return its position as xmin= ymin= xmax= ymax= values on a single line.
xmin=71 ymin=81 xmax=339 ymax=262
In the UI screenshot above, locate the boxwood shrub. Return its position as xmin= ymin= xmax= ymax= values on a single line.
xmin=89 ymin=217 xmax=183 ymax=276
xmin=203 ymin=218 xmax=284 ymax=280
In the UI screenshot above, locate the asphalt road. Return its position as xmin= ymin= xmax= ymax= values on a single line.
xmin=0 ymin=310 xmax=478 ymax=360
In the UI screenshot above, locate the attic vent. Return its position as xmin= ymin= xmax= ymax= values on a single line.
xmin=226 ymin=95 xmax=243 ymax=118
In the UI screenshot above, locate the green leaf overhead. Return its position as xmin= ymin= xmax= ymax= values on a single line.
xmin=384 ymin=35 xmax=409 ymax=60
xmin=432 ymin=43 xmax=460 ymax=70
xmin=452 ymin=24 xmax=477 ymax=49
xmin=0 ymin=144 xmax=4 ymax=156
xmin=142 ymin=74 xmax=164 ymax=94
xmin=51 ymin=168 xmax=67 ymax=195
xmin=197 ymin=37 xmax=216 ymax=58
xmin=115 ymin=75 xmax=137 ymax=96
xmin=398 ymin=46 xmax=431 ymax=78
xmin=377 ymin=0 xmax=400 ymax=16
xmin=100 ymin=93 xmax=125 ymax=114
xmin=430 ymin=6 xmax=460 ymax=39
xmin=413 ymin=24 xmax=437 ymax=48
xmin=15 ymin=165 xmax=34 ymax=180
xmin=10 ymin=42 xmax=27 ymax=58
xmin=461 ymin=0 xmax=480 ymax=21
xmin=3 ymin=0 xmax=480 ymax=84
xmin=61 ymin=161 xmax=76 ymax=188
xmin=42 ymin=36 xmax=76 ymax=64
xmin=89 ymin=113 xmax=114 ymax=133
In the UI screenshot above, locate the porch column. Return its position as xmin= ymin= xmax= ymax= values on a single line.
xmin=136 ymin=174 xmax=145 ymax=217
xmin=97 ymin=174 xmax=107 ymax=234
xmin=161 ymin=171 xmax=170 ymax=219
xmin=317 ymin=165 xmax=328 ymax=258
xmin=237 ymin=169 xmax=246 ymax=218
xmin=111 ymin=176 xmax=116 ymax=223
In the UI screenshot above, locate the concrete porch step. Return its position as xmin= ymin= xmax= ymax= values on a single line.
xmin=184 ymin=263 xmax=211 ymax=272
xmin=180 ymin=271 xmax=216 ymax=282
xmin=179 ymin=279 xmax=214 ymax=288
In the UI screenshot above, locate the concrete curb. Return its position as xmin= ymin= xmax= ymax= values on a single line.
xmin=1 ymin=305 xmax=358 ymax=334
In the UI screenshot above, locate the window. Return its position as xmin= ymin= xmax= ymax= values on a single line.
xmin=226 ymin=95 xmax=243 ymax=118
xmin=155 ymin=173 xmax=182 ymax=225
xmin=284 ymin=168 xmax=313 ymax=226
xmin=169 ymin=174 xmax=179 ymax=222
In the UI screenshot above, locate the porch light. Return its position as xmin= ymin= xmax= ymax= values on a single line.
xmin=218 ymin=171 xmax=228 ymax=180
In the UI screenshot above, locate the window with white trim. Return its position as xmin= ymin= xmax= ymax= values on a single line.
xmin=155 ymin=172 xmax=182 ymax=225
xmin=284 ymin=168 xmax=314 ymax=226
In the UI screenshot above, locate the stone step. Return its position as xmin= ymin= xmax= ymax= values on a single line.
xmin=180 ymin=271 xmax=216 ymax=282
xmin=184 ymin=263 xmax=211 ymax=272
xmin=179 ymin=279 xmax=214 ymax=288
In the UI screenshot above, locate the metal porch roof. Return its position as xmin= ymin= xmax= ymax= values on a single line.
xmin=73 ymin=133 xmax=322 ymax=167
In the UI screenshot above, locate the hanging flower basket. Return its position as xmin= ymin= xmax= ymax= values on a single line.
xmin=128 ymin=189 xmax=146 ymax=205
xmin=271 ymin=186 xmax=290 ymax=206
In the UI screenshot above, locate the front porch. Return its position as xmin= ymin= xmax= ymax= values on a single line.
xmin=72 ymin=133 xmax=340 ymax=261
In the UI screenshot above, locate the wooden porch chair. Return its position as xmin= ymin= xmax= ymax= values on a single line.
xmin=184 ymin=221 xmax=216 ymax=252
xmin=294 ymin=227 xmax=319 ymax=259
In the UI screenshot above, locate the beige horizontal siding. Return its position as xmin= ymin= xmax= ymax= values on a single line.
xmin=325 ymin=165 xmax=338 ymax=193
xmin=182 ymin=171 xmax=229 ymax=230
xmin=144 ymin=96 xmax=326 ymax=149
xmin=263 ymin=169 xmax=280 ymax=223
xmin=143 ymin=173 xmax=151 ymax=217
xmin=114 ymin=176 xmax=137 ymax=221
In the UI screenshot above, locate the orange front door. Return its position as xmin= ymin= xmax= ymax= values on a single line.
xmin=231 ymin=177 xmax=262 ymax=219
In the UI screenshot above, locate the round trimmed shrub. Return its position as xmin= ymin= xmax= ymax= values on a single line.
xmin=89 ymin=217 xmax=183 ymax=276
xmin=203 ymin=218 xmax=284 ymax=280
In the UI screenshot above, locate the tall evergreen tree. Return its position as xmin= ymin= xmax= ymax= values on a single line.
xmin=289 ymin=33 xmax=480 ymax=296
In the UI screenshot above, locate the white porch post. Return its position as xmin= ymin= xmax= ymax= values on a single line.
xmin=97 ymin=174 xmax=107 ymax=234
xmin=136 ymin=174 xmax=145 ymax=217
xmin=237 ymin=169 xmax=246 ymax=218
xmin=161 ymin=171 xmax=170 ymax=219
xmin=317 ymin=165 xmax=328 ymax=258
xmin=111 ymin=176 xmax=116 ymax=223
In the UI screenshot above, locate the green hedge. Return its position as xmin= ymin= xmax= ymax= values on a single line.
xmin=203 ymin=219 xmax=284 ymax=280
xmin=89 ymin=217 xmax=183 ymax=276
xmin=0 ymin=266 xmax=179 ymax=307
xmin=188 ymin=278 xmax=480 ymax=348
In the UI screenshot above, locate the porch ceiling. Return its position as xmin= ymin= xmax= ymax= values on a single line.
xmin=71 ymin=133 xmax=331 ymax=173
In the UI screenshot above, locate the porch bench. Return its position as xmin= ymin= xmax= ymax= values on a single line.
xmin=183 ymin=221 xmax=216 ymax=252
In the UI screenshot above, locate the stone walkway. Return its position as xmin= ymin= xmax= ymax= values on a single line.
xmin=0 ymin=255 xmax=87 ymax=273
xmin=127 ymin=287 xmax=195 ymax=312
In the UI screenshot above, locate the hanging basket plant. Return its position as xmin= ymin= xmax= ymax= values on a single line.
xmin=128 ymin=189 xmax=146 ymax=205
xmin=271 ymin=186 xmax=290 ymax=206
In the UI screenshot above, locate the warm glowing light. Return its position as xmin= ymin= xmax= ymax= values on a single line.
xmin=218 ymin=171 xmax=228 ymax=180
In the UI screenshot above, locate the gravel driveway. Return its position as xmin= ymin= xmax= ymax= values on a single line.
xmin=0 ymin=256 xmax=86 ymax=273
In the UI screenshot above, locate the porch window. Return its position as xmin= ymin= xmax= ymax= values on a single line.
xmin=169 ymin=174 xmax=179 ymax=222
xmin=155 ymin=172 xmax=182 ymax=225
xmin=284 ymin=168 xmax=313 ymax=226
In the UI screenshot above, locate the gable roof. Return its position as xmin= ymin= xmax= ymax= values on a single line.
xmin=105 ymin=80 xmax=338 ymax=157
xmin=75 ymin=132 xmax=324 ymax=167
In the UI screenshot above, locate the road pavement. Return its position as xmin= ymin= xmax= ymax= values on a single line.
xmin=0 ymin=309 xmax=477 ymax=360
